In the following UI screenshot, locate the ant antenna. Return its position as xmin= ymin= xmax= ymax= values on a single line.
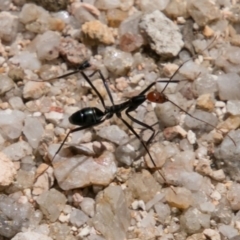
xmin=145 ymin=35 xmax=236 ymax=146
xmin=161 ymin=35 xmax=218 ymax=93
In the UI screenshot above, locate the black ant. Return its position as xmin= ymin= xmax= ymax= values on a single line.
xmin=49 ymin=60 xmax=177 ymax=182
xmin=44 ymin=55 xmax=231 ymax=184
xmin=36 ymin=36 xmax=234 ymax=185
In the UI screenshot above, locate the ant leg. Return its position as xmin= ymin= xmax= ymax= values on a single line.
xmin=52 ymin=121 xmax=104 ymax=161
xmin=139 ymin=80 xmax=180 ymax=96
xmin=140 ymin=38 xmax=217 ymax=95
xmin=124 ymin=112 xmax=179 ymax=192
xmin=80 ymin=71 xmax=107 ymax=110
xmin=88 ymin=69 xmax=115 ymax=106
xmin=117 ymin=110 xmax=167 ymax=182
xmin=36 ymin=61 xmax=91 ymax=82
xmin=52 ymin=61 xmax=108 ymax=110
xmin=31 ymin=69 xmax=81 ymax=82
xmin=89 ymin=70 xmax=181 ymax=107
xmin=167 ymin=98 xmax=236 ymax=145
xmin=116 ymin=112 xmax=153 ymax=160
xmin=31 ymin=61 xmax=109 ymax=110
xmin=125 ymin=110 xmax=155 ymax=145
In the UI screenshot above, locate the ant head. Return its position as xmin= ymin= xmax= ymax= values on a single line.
xmin=147 ymin=91 xmax=166 ymax=104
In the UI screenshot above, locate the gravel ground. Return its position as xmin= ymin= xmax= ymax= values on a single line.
xmin=1 ymin=0 xmax=240 ymax=240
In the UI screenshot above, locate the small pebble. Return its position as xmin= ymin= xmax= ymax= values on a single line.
xmin=139 ymin=10 xmax=184 ymax=57
xmin=78 ymin=226 xmax=91 ymax=238
xmin=0 ymin=11 xmax=18 ymax=42
xmin=103 ymin=47 xmax=133 ymax=76
xmin=36 ymin=189 xmax=67 ymax=222
xmin=0 ymin=152 xmax=16 ymax=186
xmin=165 ymin=187 xmax=193 ymax=210
xmin=81 ymin=20 xmax=115 ymax=45
xmin=187 ymin=130 xmax=196 ymax=144
xmin=80 ymin=197 xmax=95 ymax=217
xmin=69 ymin=208 xmax=88 ymax=228
xmin=58 ymin=212 xmax=70 ymax=223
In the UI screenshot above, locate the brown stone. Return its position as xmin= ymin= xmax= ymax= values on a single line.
xmin=203 ymin=25 xmax=214 ymax=37
xmin=217 ymin=115 xmax=240 ymax=131
xmin=196 ymin=94 xmax=215 ymax=111
xmin=49 ymin=17 xmax=65 ymax=32
xmin=106 ymin=9 xmax=128 ymax=28
xmin=230 ymin=34 xmax=240 ymax=47
xmin=119 ymin=33 xmax=144 ymax=52
xmin=126 ymin=170 xmax=161 ymax=203
xmin=81 ymin=20 xmax=115 ymax=45
xmin=165 ymin=187 xmax=193 ymax=209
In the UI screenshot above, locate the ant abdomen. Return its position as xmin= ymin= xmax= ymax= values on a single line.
xmin=69 ymin=107 xmax=105 ymax=126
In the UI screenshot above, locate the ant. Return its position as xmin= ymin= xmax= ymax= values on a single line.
xmin=49 ymin=60 xmax=177 ymax=182
xmin=37 ymin=36 xmax=234 ymax=184
xmin=45 ymin=55 xmax=227 ymax=183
